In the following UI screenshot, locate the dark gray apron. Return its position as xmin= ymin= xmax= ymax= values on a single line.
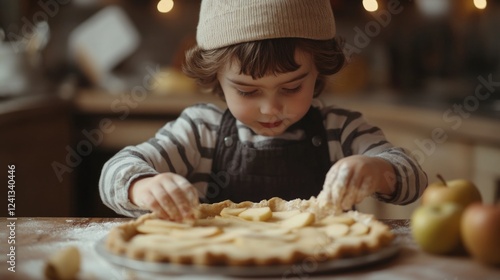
xmin=206 ymin=106 xmax=331 ymax=203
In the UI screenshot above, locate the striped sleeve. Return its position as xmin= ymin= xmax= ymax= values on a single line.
xmin=373 ymin=147 xmax=427 ymax=204
xmin=99 ymin=103 xmax=223 ymax=217
xmin=320 ymin=104 xmax=428 ymax=205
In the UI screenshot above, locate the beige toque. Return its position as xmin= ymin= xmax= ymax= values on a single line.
xmin=196 ymin=0 xmax=336 ymax=50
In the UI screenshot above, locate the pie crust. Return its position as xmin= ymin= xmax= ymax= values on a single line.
xmin=106 ymin=197 xmax=394 ymax=266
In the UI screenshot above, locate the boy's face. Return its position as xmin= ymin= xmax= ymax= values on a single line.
xmin=218 ymin=50 xmax=318 ymax=136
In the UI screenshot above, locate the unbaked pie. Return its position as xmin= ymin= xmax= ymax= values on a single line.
xmin=106 ymin=197 xmax=394 ymax=266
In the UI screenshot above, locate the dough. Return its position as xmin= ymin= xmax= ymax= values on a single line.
xmin=106 ymin=197 xmax=394 ymax=266
xmin=44 ymin=246 xmax=81 ymax=280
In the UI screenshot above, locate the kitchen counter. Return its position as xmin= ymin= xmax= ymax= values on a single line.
xmin=1 ymin=217 xmax=499 ymax=279
xmin=74 ymin=89 xmax=500 ymax=145
xmin=324 ymin=94 xmax=500 ymax=146
xmin=73 ymin=89 xmax=227 ymax=116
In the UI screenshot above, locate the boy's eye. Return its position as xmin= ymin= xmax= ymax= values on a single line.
xmin=282 ymin=85 xmax=302 ymax=94
xmin=237 ymin=89 xmax=257 ymax=97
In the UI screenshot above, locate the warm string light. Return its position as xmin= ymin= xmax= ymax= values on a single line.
xmin=363 ymin=0 xmax=378 ymax=12
xmin=157 ymin=0 xmax=174 ymax=13
xmin=473 ymin=0 xmax=487 ymax=10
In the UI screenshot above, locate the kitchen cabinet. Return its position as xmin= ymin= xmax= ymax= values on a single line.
xmin=473 ymin=145 xmax=500 ymax=204
xmin=0 ymin=96 xmax=74 ymax=216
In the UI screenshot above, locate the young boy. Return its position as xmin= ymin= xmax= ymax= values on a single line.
xmin=99 ymin=0 xmax=427 ymax=221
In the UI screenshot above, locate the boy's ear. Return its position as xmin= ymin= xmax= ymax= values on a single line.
xmin=213 ymin=84 xmax=225 ymax=100
xmin=314 ymin=77 xmax=326 ymax=97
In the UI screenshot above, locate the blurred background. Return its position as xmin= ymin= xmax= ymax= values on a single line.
xmin=0 ymin=0 xmax=499 ymax=218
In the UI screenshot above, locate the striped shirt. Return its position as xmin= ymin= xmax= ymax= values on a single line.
xmin=99 ymin=100 xmax=428 ymax=217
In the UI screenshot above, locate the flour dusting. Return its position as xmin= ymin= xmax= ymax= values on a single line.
xmin=16 ymin=219 xmax=124 ymax=279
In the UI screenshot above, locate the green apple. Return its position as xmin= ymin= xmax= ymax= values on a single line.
xmin=421 ymin=174 xmax=482 ymax=208
xmin=411 ymin=202 xmax=463 ymax=254
xmin=461 ymin=203 xmax=500 ymax=265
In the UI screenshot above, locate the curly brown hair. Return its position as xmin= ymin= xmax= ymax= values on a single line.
xmin=183 ymin=38 xmax=346 ymax=98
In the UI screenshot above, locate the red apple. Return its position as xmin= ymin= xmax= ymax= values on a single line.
xmin=461 ymin=202 xmax=500 ymax=265
xmin=421 ymin=174 xmax=482 ymax=208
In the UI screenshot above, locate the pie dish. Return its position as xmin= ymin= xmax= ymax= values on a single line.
xmin=105 ymin=197 xmax=395 ymax=266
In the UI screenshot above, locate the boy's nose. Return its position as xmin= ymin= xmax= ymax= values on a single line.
xmin=260 ymin=98 xmax=283 ymax=115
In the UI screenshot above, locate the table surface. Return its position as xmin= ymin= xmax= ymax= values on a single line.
xmin=1 ymin=218 xmax=499 ymax=279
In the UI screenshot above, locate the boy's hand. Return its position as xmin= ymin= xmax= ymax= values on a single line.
xmin=318 ymin=155 xmax=396 ymax=211
xmin=128 ymin=173 xmax=199 ymax=222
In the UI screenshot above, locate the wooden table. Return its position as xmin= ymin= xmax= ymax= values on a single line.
xmin=1 ymin=218 xmax=499 ymax=279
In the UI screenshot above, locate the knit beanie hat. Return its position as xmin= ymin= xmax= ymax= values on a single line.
xmin=196 ymin=0 xmax=336 ymax=50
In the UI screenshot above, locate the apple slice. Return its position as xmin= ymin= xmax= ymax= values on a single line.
xmin=280 ymin=212 xmax=315 ymax=229
xmin=240 ymin=228 xmax=297 ymax=242
xmin=137 ymin=224 xmax=174 ymax=234
xmin=270 ymin=210 xmax=302 ymax=221
xmin=169 ymin=226 xmax=222 ymax=238
xmin=320 ymin=215 xmax=355 ymax=226
xmin=349 ymin=223 xmax=369 ymax=236
xmin=238 ymin=207 xmax=273 ymax=221
xmin=144 ymin=219 xmax=192 ymax=229
xmin=323 ymin=223 xmax=350 ymax=238
xmin=220 ymin=207 xmax=247 ymax=217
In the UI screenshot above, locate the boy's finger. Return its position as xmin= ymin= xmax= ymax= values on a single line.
xmin=171 ymin=174 xmax=199 ymax=207
xmin=321 ymin=167 xmax=339 ymax=204
xmin=153 ymin=208 xmax=172 ymax=220
xmin=151 ymin=184 xmax=181 ymax=220
xmin=185 ymin=187 xmax=200 ymax=208
xmin=333 ymin=180 xmax=347 ymax=210
xmin=335 ymin=164 xmax=351 ymax=206
xmin=340 ymin=186 xmax=355 ymax=210
xmin=143 ymin=195 xmax=172 ymax=220
xmin=164 ymin=180 xmax=195 ymax=221
xmin=170 ymin=173 xmax=191 ymax=187
xmin=355 ymin=176 xmax=373 ymax=204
